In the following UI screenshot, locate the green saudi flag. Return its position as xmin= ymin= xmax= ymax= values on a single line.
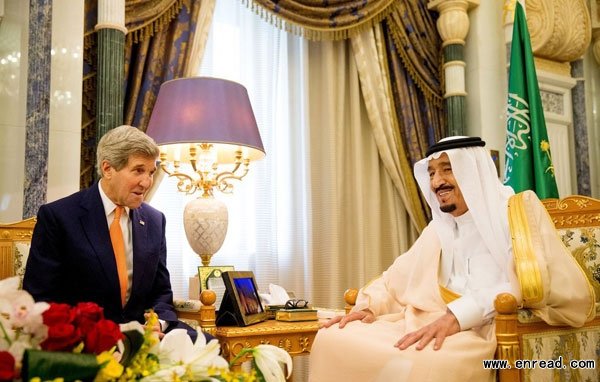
xmin=503 ymin=1 xmax=559 ymax=199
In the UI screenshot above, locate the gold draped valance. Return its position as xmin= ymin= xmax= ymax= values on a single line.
xmin=126 ymin=0 xmax=186 ymax=43
xmin=244 ymin=0 xmax=398 ymax=41
xmin=84 ymin=0 xmax=187 ymax=45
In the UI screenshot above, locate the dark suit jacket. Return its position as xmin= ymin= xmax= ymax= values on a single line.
xmin=23 ymin=182 xmax=198 ymax=340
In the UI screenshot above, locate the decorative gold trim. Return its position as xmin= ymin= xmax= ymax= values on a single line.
xmin=496 ymin=341 xmax=520 ymax=365
xmin=0 ymin=218 xmax=36 ymax=240
xmin=242 ymin=0 xmax=397 ymax=42
xmin=216 ymin=320 xmax=318 ymax=368
xmin=0 ymin=218 xmax=36 ymax=281
xmin=299 ymin=334 xmax=311 ymax=352
xmin=216 ymin=322 xmax=319 ymax=337
xmin=439 ymin=284 xmax=461 ymax=304
xmin=508 ymin=193 xmax=544 ymax=304
xmin=542 ymin=195 xmax=600 ymax=228
xmin=126 ymin=0 xmax=184 ymax=44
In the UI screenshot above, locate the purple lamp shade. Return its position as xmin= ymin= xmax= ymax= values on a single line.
xmin=146 ymin=77 xmax=265 ymax=163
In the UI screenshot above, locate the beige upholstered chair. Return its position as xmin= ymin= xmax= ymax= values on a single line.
xmin=495 ymin=195 xmax=600 ymax=382
xmin=0 ymin=217 xmax=36 ymax=283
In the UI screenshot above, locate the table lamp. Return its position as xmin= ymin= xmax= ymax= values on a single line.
xmin=146 ymin=77 xmax=265 ymax=267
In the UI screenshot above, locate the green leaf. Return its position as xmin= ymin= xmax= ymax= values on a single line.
xmin=22 ymin=349 xmax=100 ymax=382
xmin=119 ymin=329 xmax=145 ymax=367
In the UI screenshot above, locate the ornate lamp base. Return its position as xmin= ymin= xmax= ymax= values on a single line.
xmin=183 ymin=196 xmax=228 ymax=266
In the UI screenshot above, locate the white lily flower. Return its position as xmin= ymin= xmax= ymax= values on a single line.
xmin=252 ymin=344 xmax=292 ymax=382
xmin=9 ymin=291 xmax=49 ymax=336
xmin=141 ymin=365 xmax=222 ymax=382
xmin=0 ymin=276 xmax=20 ymax=294
xmin=0 ymin=277 xmax=22 ymax=314
xmin=139 ymin=365 xmax=187 ymax=382
xmin=149 ymin=329 xmax=228 ymax=380
xmin=0 ymin=278 xmax=48 ymax=355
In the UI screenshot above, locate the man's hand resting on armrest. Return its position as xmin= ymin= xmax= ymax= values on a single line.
xmin=144 ymin=311 xmax=165 ymax=339
xmin=320 ymin=309 xmax=376 ymax=329
xmin=394 ymin=309 xmax=460 ymax=351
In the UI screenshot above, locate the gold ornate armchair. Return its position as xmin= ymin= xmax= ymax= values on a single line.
xmin=495 ymin=195 xmax=600 ymax=382
xmin=0 ymin=217 xmax=36 ymax=283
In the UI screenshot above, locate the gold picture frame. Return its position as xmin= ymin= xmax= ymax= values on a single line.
xmin=216 ymin=271 xmax=268 ymax=327
xmin=197 ymin=266 xmax=235 ymax=290
xmin=197 ymin=265 xmax=234 ymax=310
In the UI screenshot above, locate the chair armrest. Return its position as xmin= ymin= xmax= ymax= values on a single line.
xmin=494 ymin=292 xmax=520 ymax=382
xmin=344 ymin=288 xmax=358 ymax=314
xmin=175 ymin=290 xmax=217 ymax=336
xmin=174 ymin=299 xmax=202 ymax=312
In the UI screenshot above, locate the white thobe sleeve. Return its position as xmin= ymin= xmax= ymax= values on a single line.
xmin=447 ymin=281 xmax=513 ymax=330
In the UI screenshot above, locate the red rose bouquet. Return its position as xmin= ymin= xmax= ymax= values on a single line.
xmin=0 ymin=277 xmax=292 ymax=382
xmin=41 ymin=302 xmax=122 ymax=354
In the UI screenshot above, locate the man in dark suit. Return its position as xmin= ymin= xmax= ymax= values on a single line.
xmin=23 ymin=125 xmax=205 ymax=342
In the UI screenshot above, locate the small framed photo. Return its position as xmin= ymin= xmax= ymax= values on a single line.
xmin=197 ymin=266 xmax=234 ymax=310
xmin=217 ymin=271 xmax=267 ymax=326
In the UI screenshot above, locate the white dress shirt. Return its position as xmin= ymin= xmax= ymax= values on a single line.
xmin=441 ymin=211 xmax=512 ymax=330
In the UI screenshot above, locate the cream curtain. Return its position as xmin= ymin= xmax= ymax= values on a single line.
xmin=182 ymin=0 xmax=216 ymax=76
xmin=351 ymin=24 xmax=426 ymax=233
xmin=304 ymin=38 xmax=412 ymax=308
xmin=150 ymin=3 xmax=414 ymax=378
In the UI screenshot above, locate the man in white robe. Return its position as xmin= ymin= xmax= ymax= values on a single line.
xmin=308 ymin=136 xmax=594 ymax=382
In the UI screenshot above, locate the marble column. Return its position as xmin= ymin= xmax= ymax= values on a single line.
xmin=571 ymin=60 xmax=590 ymax=196
xmin=428 ymin=0 xmax=479 ymax=136
xmin=95 ymin=0 xmax=126 ymax=148
xmin=23 ymin=0 xmax=52 ymax=219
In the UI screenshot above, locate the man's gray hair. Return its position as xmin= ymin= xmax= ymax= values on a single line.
xmin=96 ymin=125 xmax=160 ymax=178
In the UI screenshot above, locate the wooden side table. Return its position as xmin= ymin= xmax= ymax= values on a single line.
xmin=175 ymin=290 xmax=326 ymax=379
xmin=216 ymin=320 xmax=320 ymax=367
